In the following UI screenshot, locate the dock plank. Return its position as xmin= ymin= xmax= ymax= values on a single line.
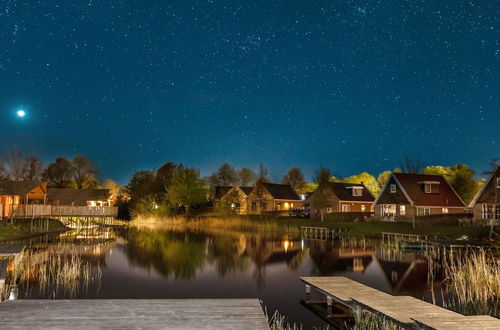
xmin=301 ymin=276 xmax=500 ymax=329
xmin=0 ymin=244 xmax=25 ymax=257
xmin=0 ymin=299 xmax=269 ymax=330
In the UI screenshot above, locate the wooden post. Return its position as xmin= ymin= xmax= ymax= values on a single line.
xmin=305 ymin=284 xmax=311 ymax=294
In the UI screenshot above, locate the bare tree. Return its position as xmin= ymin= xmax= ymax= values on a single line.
xmin=257 ymin=164 xmax=269 ymax=182
xmin=43 ymin=157 xmax=74 ymax=187
xmin=238 ymin=167 xmax=256 ymax=186
xmin=282 ymin=167 xmax=306 ymax=193
xmin=401 ymin=155 xmax=424 ymax=174
xmin=314 ymin=166 xmax=331 ymax=185
xmin=216 ymin=162 xmax=237 ymax=186
xmin=72 ymin=155 xmax=99 ymax=189
xmin=4 ymin=150 xmax=26 ymax=180
xmin=22 ymin=156 xmax=44 ymax=181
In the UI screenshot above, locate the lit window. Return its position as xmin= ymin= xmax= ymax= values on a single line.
xmin=400 ymin=205 xmax=406 ymax=215
xmin=353 ymin=187 xmax=362 ymax=196
xmin=341 ymin=204 xmax=350 ymax=212
xmin=326 ymin=207 xmax=332 ymax=213
xmin=442 ymin=208 xmax=449 ymax=214
xmin=290 ymin=203 xmax=294 ymax=208
xmin=390 ymin=184 xmax=396 ymax=193
xmin=425 ymin=184 xmax=432 ymax=193
xmin=361 ymin=205 xmax=366 ymax=212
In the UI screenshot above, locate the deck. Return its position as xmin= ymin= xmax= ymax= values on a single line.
xmin=0 ymin=299 xmax=268 ymax=329
xmin=301 ymin=276 xmax=500 ymax=329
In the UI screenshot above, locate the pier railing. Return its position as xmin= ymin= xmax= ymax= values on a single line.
xmin=8 ymin=204 xmax=118 ymax=218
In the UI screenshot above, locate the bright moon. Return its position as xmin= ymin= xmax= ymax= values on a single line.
xmin=17 ymin=109 xmax=26 ymax=118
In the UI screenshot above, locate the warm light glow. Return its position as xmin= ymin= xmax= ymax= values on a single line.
xmin=283 ymin=240 xmax=290 ymax=252
xmin=284 ymin=202 xmax=289 ymax=210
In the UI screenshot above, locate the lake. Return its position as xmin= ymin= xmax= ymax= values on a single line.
xmin=14 ymin=225 xmax=451 ymax=329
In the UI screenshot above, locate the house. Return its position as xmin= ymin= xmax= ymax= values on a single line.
xmin=0 ymin=181 xmax=48 ymax=218
xmin=373 ymin=173 xmax=466 ymax=221
xmin=246 ymin=182 xmax=302 ymax=214
xmin=47 ymin=188 xmax=114 ymax=207
xmin=307 ymin=182 xmax=374 ymax=217
xmin=219 ymin=185 xmax=253 ymax=214
xmin=469 ymin=165 xmax=500 ymax=220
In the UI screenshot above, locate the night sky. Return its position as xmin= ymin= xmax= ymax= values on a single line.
xmin=1 ymin=1 xmax=498 ymax=183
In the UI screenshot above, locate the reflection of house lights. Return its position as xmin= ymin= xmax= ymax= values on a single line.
xmin=301 ymin=239 xmax=304 ymax=251
xmin=283 ymin=240 xmax=290 ymax=252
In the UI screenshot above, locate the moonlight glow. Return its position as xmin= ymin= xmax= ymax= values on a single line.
xmin=16 ymin=109 xmax=26 ymax=118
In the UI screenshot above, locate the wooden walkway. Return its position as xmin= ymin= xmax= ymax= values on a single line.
xmin=301 ymin=276 xmax=500 ymax=329
xmin=0 ymin=244 xmax=25 ymax=257
xmin=0 ymin=299 xmax=269 ymax=329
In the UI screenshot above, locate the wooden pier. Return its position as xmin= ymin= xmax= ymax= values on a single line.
xmin=0 ymin=299 xmax=268 ymax=329
xmin=381 ymin=232 xmax=428 ymax=242
xmin=301 ymin=226 xmax=343 ymax=240
xmin=301 ymin=276 xmax=500 ymax=329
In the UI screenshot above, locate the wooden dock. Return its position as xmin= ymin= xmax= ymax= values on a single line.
xmin=0 ymin=299 xmax=268 ymax=329
xmin=301 ymin=276 xmax=500 ymax=329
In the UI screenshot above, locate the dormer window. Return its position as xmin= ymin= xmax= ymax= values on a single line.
xmin=425 ymin=184 xmax=432 ymax=193
xmin=390 ymin=184 xmax=396 ymax=193
xmin=352 ymin=187 xmax=363 ymax=197
xmin=420 ymin=181 xmax=440 ymax=193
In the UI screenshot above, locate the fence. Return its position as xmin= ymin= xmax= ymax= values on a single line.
xmin=7 ymin=204 xmax=118 ymax=218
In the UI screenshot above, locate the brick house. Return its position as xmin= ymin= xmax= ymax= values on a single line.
xmin=219 ymin=185 xmax=253 ymax=214
xmin=307 ymin=182 xmax=374 ymax=217
xmin=246 ymin=182 xmax=302 ymax=215
xmin=373 ymin=173 xmax=466 ymax=221
xmin=469 ymin=165 xmax=500 ymax=220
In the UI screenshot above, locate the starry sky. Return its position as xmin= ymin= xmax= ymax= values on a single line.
xmin=0 ymin=0 xmax=498 ymax=183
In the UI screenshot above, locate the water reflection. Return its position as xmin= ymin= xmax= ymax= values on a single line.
xmin=10 ymin=226 xmax=492 ymax=328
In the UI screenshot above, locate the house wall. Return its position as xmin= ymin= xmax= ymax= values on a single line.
xmin=0 ymin=195 xmax=21 ymax=217
xmin=338 ymin=202 xmax=373 ymax=213
xmin=308 ymin=187 xmax=340 ymax=217
xmin=376 ymin=177 xmax=410 ymax=205
xmin=26 ymin=183 xmax=48 ymax=202
xmin=246 ymin=187 xmax=275 ymax=215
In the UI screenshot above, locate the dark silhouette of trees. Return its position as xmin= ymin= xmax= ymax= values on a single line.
xmin=44 ymin=157 xmax=74 ymax=188
xmin=282 ymin=167 xmax=306 ymax=193
xmin=216 ymin=163 xmax=237 ymax=187
xmin=22 ymin=156 xmax=44 ymax=181
xmin=257 ymin=164 xmax=269 ymax=182
xmin=238 ymin=167 xmax=256 ymax=186
xmin=167 ymin=166 xmax=207 ymax=216
xmin=72 ymin=155 xmax=99 ymax=189
xmin=313 ymin=166 xmax=331 ymax=185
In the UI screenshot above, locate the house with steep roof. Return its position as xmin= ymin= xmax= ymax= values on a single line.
xmin=373 ymin=173 xmax=466 ymax=221
xmin=246 ymin=182 xmax=302 ymax=215
xmin=469 ymin=164 xmax=500 ymax=220
xmin=219 ymin=185 xmax=254 ymax=214
xmin=47 ymin=188 xmax=115 ymax=207
xmin=307 ymin=182 xmax=374 ymax=217
xmin=0 ymin=181 xmax=48 ymax=218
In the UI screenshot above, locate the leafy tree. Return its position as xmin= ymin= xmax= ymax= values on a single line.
xmin=377 ymin=170 xmax=392 ymax=188
xmin=102 ymin=179 xmax=121 ymax=197
xmin=155 ymin=162 xmax=177 ymax=193
xmin=22 ymin=156 xmax=44 ymax=181
xmin=282 ymin=167 xmax=306 ymax=193
xmin=43 ymin=157 xmax=74 ymax=187
xmin=423 ymin=165 xmax=450 ymax=176
xmin=257 ymin=164 xmax=269 ymax=182
xmin=342 ymin=172 xmax=379 ymax=197
xmin=238 ymin=167 xmax=256 ymax=186
xmin=313 ymin=166 xmax=331 ymax=185
xmin=167 ymin=166 xmax=207 ymax=216
xmin=216 ymin=162 xmax=237 ymax=187
xmin=448 ymin=164 xmax=478 ymax=205
xmin=125 ymin=170 xmax=157 ymax=202
xmin=72 ymin=155 xmax=99 ymax=189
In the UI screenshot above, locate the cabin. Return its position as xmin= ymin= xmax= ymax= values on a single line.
xmin=47 ymin=188 xmax=115 ymax=207
xmin=307 ymin=182 xmax=374 ymax=217
xmin=373 ymin=173 xmax=466 ymax=221
xmin=219 ymin=186 xmax=253 ymax=214
xmin=469 ymin=165 xmax=500 ymax=220
xmin=246 ymin=182 xmax=302 ymax=215
xmin=0 ymin=181 xmax=48 ymax=218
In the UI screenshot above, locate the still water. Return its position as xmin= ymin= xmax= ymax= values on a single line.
xmin=16 ymin=226 xmax=441 ymax=329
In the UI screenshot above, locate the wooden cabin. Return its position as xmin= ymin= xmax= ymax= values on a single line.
xmin=469 ymin=165 xmax=500 ymax=220
xmin=307 ymin=182 xmax=374 ymax=217
xmin=0 ymin=181 xmax=48 ymax=218
xmin=219 ymin=186 xmax=253 ymax=214
xmin=373 ymin=173 xmax=466 ymax=222
xmin=246 ymin=182 xmax=302 ymax=215
xmin=47 ymin=188 xmax=114 ymax=207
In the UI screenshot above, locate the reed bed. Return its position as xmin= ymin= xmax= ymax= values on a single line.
xmin=9 ymin=247 xmax=101 ymax=298
xmin=442 ymin=248 xmax=500 ymax=316
xmin=351 ymin=308 xmax=403 ymax=330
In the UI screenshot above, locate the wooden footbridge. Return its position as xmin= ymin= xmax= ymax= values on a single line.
xmin=301 ymin=276 xmax=500 ymax=329
xmin=0 ymin=299 xmax=268 ymax=329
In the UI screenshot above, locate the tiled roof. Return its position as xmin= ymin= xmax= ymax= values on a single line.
xmin=0 ymin=181 xmax=44 ymax=196
xmin=48 ymin=188 xmax=111 ymax=201
xmin=262 ymin=183 xmax=300 ymax=200
xmin=393 ymin=173 xmax=465 ymax=207
xmin=327 ymin=182 xmax=375 ymax=202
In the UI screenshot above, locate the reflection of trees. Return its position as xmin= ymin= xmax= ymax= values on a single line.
xmin=207 ymin=234 xmax=251 ymax=277
xmin=124 ymin=228 xmax=205 ymax=279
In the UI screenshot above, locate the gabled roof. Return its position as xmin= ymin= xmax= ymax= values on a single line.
xmin=0 ymin=181 xmax=45 ymax=196
xmin=238 ymin=186 xmax=253 ymax=196
xmin=469 ymin=164 xmax=500 ymax=207
xmin=261 ymin=183 xmax=300 ymax=200
xmin=326 ymin=182 xmax=375 ymax=202
xmin=213 ymin=186 xmax=232 ymax=200
xmin=392 ymin=173 xmax=465 ymax=207
xmin=48 ymin=188 xmax=111 ymax=201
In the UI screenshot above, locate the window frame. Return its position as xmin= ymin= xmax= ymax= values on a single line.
xmin=400 ymin=205 xmax=406 ymax=216
xmin=389 ymin=184 xmax=396 ymax=193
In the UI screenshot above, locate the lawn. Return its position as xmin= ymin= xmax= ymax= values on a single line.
xmin=0 ymin=219 xmax=67 ymax=241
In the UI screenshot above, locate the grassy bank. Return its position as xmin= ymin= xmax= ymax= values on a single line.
xmin=129 ymin=215 xmax=495 ymax=242
xmin=0 ymin=219 xmax=67 ymax=241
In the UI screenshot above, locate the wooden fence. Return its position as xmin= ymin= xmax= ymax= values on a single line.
xmin=8 ymin=204 xmax=118 ymax=218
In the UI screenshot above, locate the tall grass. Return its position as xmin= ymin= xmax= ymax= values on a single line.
xmin=9 ymin=247 xmax=101 ymax=298
xmin=443 ymin=248 xmax=500 ymax=316
xmin=351 ymin=308 xmax=403 ymax=330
